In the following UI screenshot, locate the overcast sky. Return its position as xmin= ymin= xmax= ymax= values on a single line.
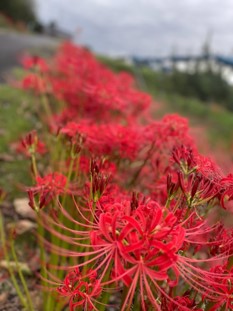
xmin=35 ymin=0 xmax=233 ymax=57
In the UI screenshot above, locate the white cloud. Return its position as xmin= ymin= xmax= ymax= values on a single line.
xmin=35 ymin=0 xmax=233 ymax=56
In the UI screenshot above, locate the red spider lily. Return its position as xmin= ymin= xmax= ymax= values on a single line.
xmin=172 ymin=218 xmax=233 ymax=306
xmin=89 ymin=158 xmax=110 ymax=202
xmin=49 ymin=42 xmax=151 ymax=120
xmin=43 ymin=185 xmax=233 ymax=310
xmin=161 ymin=295 xmax=203 ymax=311
xmin=172 ymin=145 xmax=223 ymax=186
xmin=144 ymin=115 xmax=193 ymax=148
xmin=60 ymin=121 xmax=145 ymax=160
xmin=57 ymin=268 xmax=102 ymax=311
xmin=205 ymin=265 xmax=233 ymax=310
xmin=172 ymin=145 xmax=197 ymax=173
xmin=42 ymin=196 xmax=184 ymax=309
xmin=21 ymin=55 xmax=49 ymax=73
xmin=91 ymin=201 xmax=186 ymax=310
xmin=14 ymin=131 xmax=47 ymax=157
xmin=176 ymin=171 xmax=219 ymax=206
xmin=220 ymin=174 xmax=233 ymax=209
xmin=79 ymin=156 xmax=116 ymax=175
xmin=27 ymin=173 xmax=68 ymax=210
xmin=91 ymin=196 xmax=233 ymax=310
xmin=36 ymin=173 xmax=67 ymax=194
xmin=195 ymin=154 xmax=223 ymax=182
xmin=21 ymin=73 xmax=47 ymax=94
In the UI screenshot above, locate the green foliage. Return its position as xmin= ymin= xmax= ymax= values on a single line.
xmin=0 ymin=85 xmax=35 ymax=197
xmin=0 ymin=0 xmax=36 ymax=24
xmin=99 ymin=56 xmax=233 ymax=112
xmin=137 ymin=67 xmax=233 ymax=112
xmin=162 ymin=69 xmax=233 ymax=111
xmin=0 ymin=85 xmax=35 ymax=151
xmin=97 ymin=55 xmax=135 ymax=74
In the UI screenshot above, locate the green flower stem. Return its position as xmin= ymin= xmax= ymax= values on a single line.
xmin=37 ymin=212 xmax=49 ymax=310
xmin=39 ymin=77 xmax=52 ymax=118
xmin=0 ymin=212 xmax=27 ymax=309
xmin=120 ymin=284 xmax=130 ymax=310
xmin=205 ymin=301 xmax=217 ymax=310
xmin=81 ymin=200 xmax=96 ymax=277
xmin=40 ymin=93 xmax=52 ymax=118
xmin=165 ymin=196 xmax=172 ymax=209
xmin=46 ymin=155 xmax=76 ymax=311
xmin=34 ymin=67 xmax=52 ymax=119
xmin=133 ymin=285 xmax=141 ymax=311
xmin=97 ymin=260 xmax=114 ymax=311
xmin=57 ymin=154 xmax=75 ymax=261
xmin=10 ymin=241 xmax=34 ymax=311
xmin=31 ymin=153 xmax=38 ymax=177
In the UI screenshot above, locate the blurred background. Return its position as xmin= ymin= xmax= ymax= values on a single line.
xmin=1 ymin=0 xmax=233 ymax=168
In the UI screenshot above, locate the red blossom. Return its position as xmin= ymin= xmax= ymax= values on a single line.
xmin=21 ymin=55 xmax=48 ymax=72
xmin=27 ymin=173 xmax=68 ymax=210
xmin=36 ymin=173 xmax=67 ymax=195
xmin=57 ymin=268 xmax=102 ymax=311
xmin=21 ymin=73 xmax=48 ymax=94
xmin=14 ymin=131 xmax=47 ymax=157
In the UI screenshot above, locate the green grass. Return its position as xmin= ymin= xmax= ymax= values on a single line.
xmin=0 ymin=85 xmax=36 ymax=197
xmin=0 ymin=85 xmax=36 ymax=151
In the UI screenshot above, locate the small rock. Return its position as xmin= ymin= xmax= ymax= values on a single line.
xmin=0 ymin=260 xmax=31 ymax=275
xmin=7 ymin=220 xmax=37 ymax=235
xmin=0 ymin=292 xmax=8 ymax=304
xmin=14 ymin=198 xmax=36 ymax=220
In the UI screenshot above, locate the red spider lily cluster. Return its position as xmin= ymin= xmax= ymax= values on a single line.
xmin=17 ymin=42 xmax=233 ymax=311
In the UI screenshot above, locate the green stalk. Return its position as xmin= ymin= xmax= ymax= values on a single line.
xmin=41 ymin=93 xmax=52 ymax=118
xmin=205 ymin=301 xmax=217 ymax=310
xmin=0 ymin=212 xmax=27 ymax=309
xmin=31 ymin=148 xmax=53 ymax=309
xmin=31 ymin=153 xmax=38 ymax=177
xmin=35 ymin=67 xmax=52 ymax=119
xmin=37 ymin=212 xmax=49 ymax=306
xmin=133 ymin=285 xmax=141 ymax=311
xmin=95 ymin=260 xmax=114 ymax=311
xmin=81 ymin=200 xmax=96 ymax=277
xmin=57 ymin=155 xmax=75 ymax=261
xmin=120 ymin=284 xmax=129 ymax=310
xmin=46 ymin=155 xmax=76 ymax=311
xmin=10 ymin=241 xmax=34 ymax=311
